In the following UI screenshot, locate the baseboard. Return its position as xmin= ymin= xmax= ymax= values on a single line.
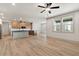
xmin=47 ymin=36 xmax=79 ymax=44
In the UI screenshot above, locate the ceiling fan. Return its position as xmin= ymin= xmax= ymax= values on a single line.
xmin=38 ymin=3 xmax=60 ymax=14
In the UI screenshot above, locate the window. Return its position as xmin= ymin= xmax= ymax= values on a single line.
xmin=53 ymin=20 xmax=61 ymax=32
xmin=62 ymin=18 xmax=73 ymax=32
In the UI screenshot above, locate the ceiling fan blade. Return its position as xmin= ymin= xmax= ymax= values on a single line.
xmin=40 ymin=10 xmax=45 ymax=13
xmin=48 ymin=11 xmax=51 ymax=14
xmin=38 ymin=5 xmax=46 ymax=8
xmin=50 ymin=6 xmax=60 ymax=9
xmin=45 ymin=3 xmax=52 ymax=7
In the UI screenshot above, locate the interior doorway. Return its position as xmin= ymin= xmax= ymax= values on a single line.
xmin=2 ymin=21 xmax=10 ymax=36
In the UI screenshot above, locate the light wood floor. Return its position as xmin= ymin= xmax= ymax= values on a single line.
xmin=0 ymin=35 xmax=79 ymax=56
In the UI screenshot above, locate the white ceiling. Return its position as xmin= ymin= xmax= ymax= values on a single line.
xmin=0 ymin=3 xmax=79 ymax=21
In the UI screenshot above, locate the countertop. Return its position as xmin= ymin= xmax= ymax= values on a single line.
xmin=11 ymin=29 xmax=31 ymax=32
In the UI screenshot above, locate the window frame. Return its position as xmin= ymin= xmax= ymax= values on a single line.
xmin=62 ymin=16 xmax=74 ymax=33
xmin=53 ymin=19 xmax=62 ymax=32
xmin=52 ymin=15 xmax=74 ymax=33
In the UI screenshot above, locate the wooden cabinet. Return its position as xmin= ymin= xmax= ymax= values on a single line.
xmin=29 ymin=30 xmax=34 ymax=35
xmin=11 ymin=20 xmax=19 ymax=28
xmin=11 ymin=20 xmax=32 ymax=29
xmin=19 ymin=21 xmax=26 ymax=29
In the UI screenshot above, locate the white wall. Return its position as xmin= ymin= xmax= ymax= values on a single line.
xmin=47 ymin=11 xmax=79 ymax=41
xmin=32 ymin=22 xmax=41 ymax=33
xmin=32 ymin=19 xmax=46 ymax=34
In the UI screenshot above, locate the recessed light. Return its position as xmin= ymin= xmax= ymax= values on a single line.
xmin=12 ymin=3 xmax=15 ymax=6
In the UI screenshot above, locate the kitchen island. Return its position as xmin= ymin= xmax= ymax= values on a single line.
xmin=11 ymin=29 xmax=31 ymax=39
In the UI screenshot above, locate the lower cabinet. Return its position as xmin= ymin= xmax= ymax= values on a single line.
xmin=29 ymin=30 xmax=34 ymax=35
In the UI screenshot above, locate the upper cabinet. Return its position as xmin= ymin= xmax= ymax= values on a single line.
xmin=11 ymin=20 xmax=19 ymax=28
xmin=11 ymin=20 xmax=32 ymax=29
